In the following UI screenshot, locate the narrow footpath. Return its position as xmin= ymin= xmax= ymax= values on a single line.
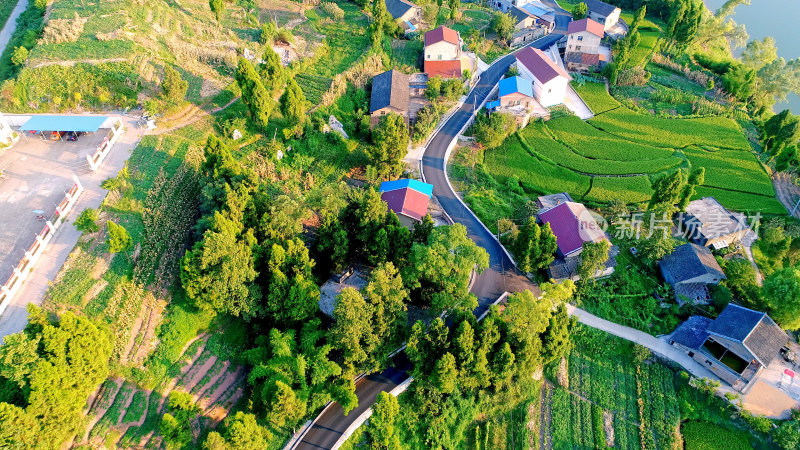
xmin=566 ymin=305 xmax=722 ymax=383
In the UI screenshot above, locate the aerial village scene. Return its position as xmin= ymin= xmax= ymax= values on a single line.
xmin=0 ymin=0 xmax=798 ymax=448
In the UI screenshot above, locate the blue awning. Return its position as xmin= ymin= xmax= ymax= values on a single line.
xmin=486 ymin=100 xmax=501 ymax=109
xmin=405 ymin=21 xmax=416 ymax=31
xmin=19 ymin=115 xmax=109 ymax=132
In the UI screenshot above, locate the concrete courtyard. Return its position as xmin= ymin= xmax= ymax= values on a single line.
xmin=0 ymin=131 xmax=109 ymax=284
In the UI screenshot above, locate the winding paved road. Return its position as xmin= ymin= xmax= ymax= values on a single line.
xmin=293 ymin=29 xmax=564 ymax=450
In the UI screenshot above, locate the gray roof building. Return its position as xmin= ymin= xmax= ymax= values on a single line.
xmin=708 ymin=304 xmax=787 ymax=367
xmin=385 ymin=0 xmax=419 ymax=20
xmin=681 ymin=197 xmax=752 ymax=249
xmin=660 ymin=243 xmax=725 ymax=285
xmin=660 ymin=243 xmax=726 ymax=304
xmin=369 ymin=69 xmax=410 ymax=114
xmin=670 ymin=315 xmax=712 ymax=350
xmin=670 ymin=304 xmax=787 ymax=392
xmin=583 ymin=0 xmax=618 ymax=17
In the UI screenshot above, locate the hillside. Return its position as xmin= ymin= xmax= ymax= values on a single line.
xmin=0 ymin=0 xmax=331 ymax=112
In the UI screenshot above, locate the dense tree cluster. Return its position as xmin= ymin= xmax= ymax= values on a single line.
xmin=502 ymin=217 xmax=558 ymax=273
xmin=0 ymin=307 xmax=112 ymax=448
xmin=401 ymin=283 xmax=575 ymax=446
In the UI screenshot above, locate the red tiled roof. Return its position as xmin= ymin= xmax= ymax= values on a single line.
xmin=425 ymin=25 xmax=459 ymax=46
xmin=567 ymin=18 xmax=605 ymax=38
xmin=538 ymin=202 xmax=607 ymax=256
xmin=516 ymin=47 xmax=570 ymax=85
xmin=425 ymin=59 xmax=462 ymax=78
xmin=381 ymin=187 xmax=430 ymax=221
xmin=565 ymin=52 xmax=601 ymax=66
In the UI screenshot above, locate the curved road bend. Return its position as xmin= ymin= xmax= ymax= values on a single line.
xmin=294 ymin=30 xmax=565 ymax=450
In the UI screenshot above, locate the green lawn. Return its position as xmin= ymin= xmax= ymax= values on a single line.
xmin=572 ymin=81 xmax=620 ymax=114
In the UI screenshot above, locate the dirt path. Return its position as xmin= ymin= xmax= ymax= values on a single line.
xmin=181 ymin=354 xmax=218 ymax=392
xmin=198 ymin=365 xmax=244 ymax=411
xmin=539 ymin=381 xmax=553 ymax=450
xmin=29 ymin=57 xmax=128 ymax=68
xmin=773 ymin=172 xmax=799 ymax=218
xmin=153 ymin=96 xmax=239 ymax=136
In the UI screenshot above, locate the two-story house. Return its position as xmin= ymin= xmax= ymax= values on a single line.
xmin=424 ymin=26 xmax=475 ymax=78
xmin=564 ymin=18 xmax=607 ymax=72
xmin=514 ymin=46 xmax=571 ymax=107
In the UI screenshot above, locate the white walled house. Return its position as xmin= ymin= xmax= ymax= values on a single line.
xmin=566 ymin=18 xmax=604 ymax=55
xmin=583 ymin=0 xmax=621 ymax=31
xmin=514 ymin=47 xmax=570 ymax=107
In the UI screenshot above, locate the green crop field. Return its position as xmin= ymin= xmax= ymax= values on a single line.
xmin=683 ymin=146 xmax=775 ymax=197
xmin=483 ymin=133 xmax=591 ymax=197
xmin=549 ymin=325 xmax=681 ymax=450
xmin=585 ymin=175 xmax=654 ymax=204
xmin=546 ymin=114 xmax=676 ymax=161
xmin=589 ymin=107 xmax=751 ymax=150
xmin=518 ymin=121 xmax=682 ymax=175
xmin=682 ymin=421 xmax=753 ymax=450
xmin=573 ymin=82 xmax=620 ymax=114
xmin=477 ymin=98 xmax=782 ymax=213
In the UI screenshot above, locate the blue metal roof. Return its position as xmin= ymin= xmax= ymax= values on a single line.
xmin=486 ymin=100 xmax=501 ymax=109
xmin=405 ymin=20 xmax=416 ymax=31
xmin=498 ymin=76 xmax=534 ymax=99
xmin=19 ymin=115 xmax=109 ymax=132
xmin=379 ymin=178 xmax=433 ymax=197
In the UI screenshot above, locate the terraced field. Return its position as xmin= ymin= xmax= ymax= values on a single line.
xmin=80 ymin=337 xmax=247 ymax=448
xmin=479 ymin=85 xmax=784 ymax=213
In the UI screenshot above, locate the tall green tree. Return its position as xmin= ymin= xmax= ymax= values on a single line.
xmin=577 ymin=240 xmax=611 ymax=285
xmin=236 ymin=57 xmax=272 ymax=130
xmin=366 ymin=392 xmax=401 ymax=450
xmin=181 ymin=212 xmax=260 ymax=319
xmin=448 ymin=0 xmax=460 ymax=19
xmin=262 ymin=238 xmax=319 ymax=325
xmin=491 ymin=12 xmax=514 ymax=42
xmin=763 ymin=110 xmax=800 ymax=156
xmin=280 ymin=78 xmax=307 ymax=128
xmin=162 ymin=66 xmax=188 ymax=105
xmin=404 ymin=224 xmax=489 ymax=312
xmin=210 ymin=0 xmax=224 ymax=21
xmin=512 ymin=218 xmax=558 ymax=273
xmin=369 ymin=113 xmax=410 ymax=179
xmin=572 ymin=1 xmax=587 ymax=20
xmin=204 ymin=411 xmax=272 ymax=449
xmin=260 ymin=46 xmax=286 ymax=92
xmin=106 ymin=220 xmax=132 ymax=254
xmin=0 ymin=308 xmax=111 ymax=448
xmin=761 ymin=268 xmax=800 ymax=330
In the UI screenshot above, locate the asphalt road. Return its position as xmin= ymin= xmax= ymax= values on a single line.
xmin=293 ymin=31 xmax=564 ymax=449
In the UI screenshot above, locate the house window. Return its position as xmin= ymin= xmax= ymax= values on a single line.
xmin=547 ymin=88 xmax=552 ymax=93
xmin=577 ymin=35 xmax=583 ymax=41
xmin=688 ymin=352 xmax=695 ymax=357
xmin=576 ymin=45 xmax=581 ymax=51
xmin=438 ymin=54 xmax=442 ymax=60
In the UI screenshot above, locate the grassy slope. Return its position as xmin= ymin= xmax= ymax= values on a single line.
xmin=0 ymin=0 xmax=249 ymax=112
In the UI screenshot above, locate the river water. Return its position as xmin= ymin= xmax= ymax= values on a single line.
xmin=702 ymin=0 xmax=799 ymax=113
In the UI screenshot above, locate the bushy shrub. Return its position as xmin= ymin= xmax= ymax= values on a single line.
xmin=319 ymin=2 xmax=344 ymax=20
xmin=74 ymin=208 xmax=100 ymax=233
